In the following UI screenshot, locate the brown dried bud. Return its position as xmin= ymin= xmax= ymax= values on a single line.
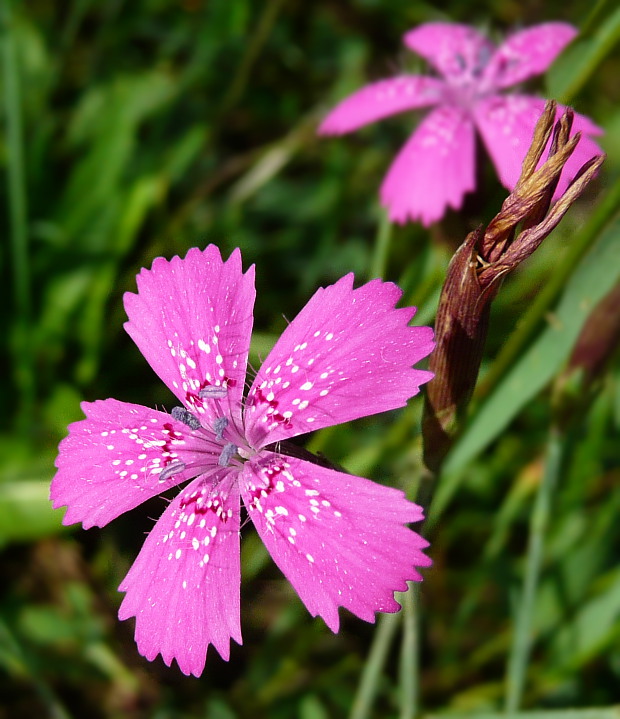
xmin=422 ymin=100 xmax=605 ymax=473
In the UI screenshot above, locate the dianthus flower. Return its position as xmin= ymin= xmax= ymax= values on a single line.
xmin=51 ymin=246 xmax=434 ymax=676
xmin=319 ymin=22 xmax=602 ymax=226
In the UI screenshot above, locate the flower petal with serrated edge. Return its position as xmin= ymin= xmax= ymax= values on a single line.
xmin=51 ymin=399 xmax=220 ymax=528
xmin=118 ymin=471 xmax=242 ymax=676
xmin=244 ymin=275 xmax=434 ymax=448
xmin=318 ymin=76 xmax=444 ymax=135
xmin=403 ymin=22 xmax=495 ymax=81
xmin=483 ymin=23 xmax=577 ymax=90
xmin=381 ymin=104 xmax=477 ymax=226
xmin=473 ymin=95 xmax=604 ymax=197
xmin=123 ymin=246 xmax=255 ymax=432
xmin=241 ymin=453 xmax=430 ymax=632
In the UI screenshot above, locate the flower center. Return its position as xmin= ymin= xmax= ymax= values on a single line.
xmin=170 ymin=381 xmax=252 ymax=475
xmin=213 ymin=416 xmax=228 ymax=441
xmin=171 ymin=406 xmax=201 ymax=430
xmin=218 ymin=442 xmax=239 ymax=467
xmin=442 ymin=45 xmax=495 ymax=110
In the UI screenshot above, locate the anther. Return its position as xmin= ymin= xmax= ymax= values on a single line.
xmin=159 ymin=460 xmax=186 ymax=482
xmin=218 ymin=442 xmax=238 ymax=467
xmin=214 ymin=417 xmax=228 ymax=441
xmin=199 ymin=386 xmax=228 ymax=399
xmin=171 ymin=406 xmax=201 ymax=430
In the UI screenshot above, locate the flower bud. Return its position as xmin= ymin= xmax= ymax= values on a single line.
xmin=423 ymin=101 xmax=605 ymax=472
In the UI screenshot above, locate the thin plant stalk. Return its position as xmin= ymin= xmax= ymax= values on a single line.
xmin=369 ymin=208 xmax=393 ymax=280
xmin=0 ymin=619 xmax=73 ymax=719
xmin=425 ymin=709 xmax=620 ymax=719
xmin=2 ymin=0 xmax=34 ymax=429
xmin=217 ymin=0 xmax=287 ymax=116
xmin=504 ymin=427 xmax=564 ymax=712
xmin=399 ymin=582 xmax=419 ymax=719
xmin=349 ymin=610 xmax=402 ymax=719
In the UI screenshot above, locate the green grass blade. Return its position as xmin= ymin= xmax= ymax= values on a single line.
xmin=349 ymin=611 xmax=402 ymax=719
xmin=2 ymin=0 xmax=34 ymax=428
xmin=547 ymin=5 xmax=620 ymax=104
xmin=504 ymin=428 xmax=563 ymax=712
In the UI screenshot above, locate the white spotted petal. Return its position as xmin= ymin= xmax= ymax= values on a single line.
xmin=118 ymin=472 xmax=241 ymax=676
xmin=241 ymin=453 xmax=431 ymax=631
xmin=244 ymin=273 xmax=434 ymax=448
xmin=123 ymin=245 xmax=255 ymax=430
xmin=51 ymin=399 xmax=220 ymax=528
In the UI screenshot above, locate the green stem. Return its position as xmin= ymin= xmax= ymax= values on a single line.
xmin=399 ymin=583 xmax=419 ymax=719
xmin=217 ymin=0 xmax=287 ymax=116
xmin=425 ymin=710 xmax=620 ymax=719
xmin=368 ymin=208 xmax=393 ymax=280
xmin=504 ymin=428 xmax=564 ymax=712
xmin=349 ymin=611 xmax=402 ymax=719
xmin=2 ymin=0 xmax=34 ymax=429
xmin=0 ymin=619 xmax=73 ymax=719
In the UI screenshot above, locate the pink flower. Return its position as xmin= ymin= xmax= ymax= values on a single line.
xmin=51 ymin=245 xmax=434 ymax=677
xmin=319 ymin=22 xmax=603 ymax=226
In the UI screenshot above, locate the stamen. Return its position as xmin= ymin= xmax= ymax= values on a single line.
xmin=214 ymin=417 xmax=228 ymax=441
xmin=218 ymin=442 xmax=238 ymax=467
xmin=199 ymin=386 xmax=228 ymax=399
xmin=159 ymin=460 xmax=186 ymax=482
xmin=171 ymin=406 xmax=201 ymax=430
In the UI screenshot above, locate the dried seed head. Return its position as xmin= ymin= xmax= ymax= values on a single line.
xmin=422 ymin=100 xmax=605 ymax=473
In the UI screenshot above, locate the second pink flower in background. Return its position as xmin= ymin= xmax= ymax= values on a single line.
xmin=320 ymin=22 xmax=603 ymax=226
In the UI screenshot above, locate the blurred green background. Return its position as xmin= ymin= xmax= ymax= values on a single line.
xmin=1 ymin=1 xmax=619 ymax=717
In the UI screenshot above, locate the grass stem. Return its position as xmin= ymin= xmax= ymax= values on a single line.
xmin=350 ymin=611 xmax=401 ymax=719
xmin=2 ymin=0 xmax=35 ymax=430
xmin=504 ymin=427 xmax=564 ymax=712
xmin=369 ymin=208 xmax=393 ymax=280
xmin=399 ymin=583 xmax=419 ymax=719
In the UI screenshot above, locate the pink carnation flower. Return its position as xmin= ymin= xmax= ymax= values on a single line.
xmin=319 ymin=22 xmax=603 ymax=226
xmin=51 ymin=245 xmax=434 ymax=676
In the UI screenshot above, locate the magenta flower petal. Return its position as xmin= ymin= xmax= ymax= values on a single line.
xmin=241 ymin=454 xmax=430 ymax=632
xmin=381 ymin=105 xmax=476 ymax=226
xmin=124 ymin=245 xmax=255 ymax=430
xmin=484 ymin=22 xmax=577 ymax=90
xmin=474 ymin=95 xmax=604 ymax=194
xmin=318 ymin=76 xmax=445 ymax=135
xmin=244 ymin=274 xmax=434 ymax=448
xmin=403 ymin=22 xmax=495 ymax=81
xmin=473 ymin=95 xmax=545 ymax=189
xmin=118 ymin=473 xmax=242 ymax=676
xmin=51 ymin=399 xmax=218 ymax=528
